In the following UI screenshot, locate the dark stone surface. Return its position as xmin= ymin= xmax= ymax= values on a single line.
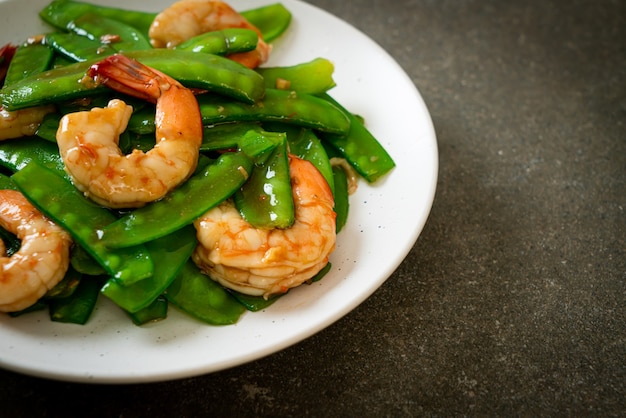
xmin=1 ymin=0 xmax=624 ymax=416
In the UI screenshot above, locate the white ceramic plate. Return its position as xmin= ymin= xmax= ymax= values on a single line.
xmin=0 ymin=0 xmax=437 ymax=383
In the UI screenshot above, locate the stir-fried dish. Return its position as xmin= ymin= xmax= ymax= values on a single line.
xmin=0 ymin=0 xmax=395 ymax=326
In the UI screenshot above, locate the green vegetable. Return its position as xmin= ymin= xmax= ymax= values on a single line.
xmin=100 ymin=151 xmax=253 ymax=248
xmin=192 ymin=89 xmax=350 ymax=135
xmin=257 ymin=58 xmax=336 ymax=95
xmin=67 ymin=12 xmax=151 ymax=52
xmin=0 ymin=136 xmax=66 ymax=176
xmin=0 ymin=49 xmax=265 ymax=110
xmin=241 ymin=3 xmax=292 ymax=43
xmin=40 ymin=0 xmax=156 ymax=38
xmin=319 ymin=93 xmax=395 ymax=182
xmin=11 ymin=161 xmax=154 ymax=284
xmin=166 ymin=260 xmax=246 ymax=325
xmin=234 ymin=133 xmax=295 ymax=229
xmin=45 ymin=265 xmax=82 ymax=299
xmin=101 ymin=225 xmax=197 ymax=313
xmin=48 ymin=276 xmax=103 ymax=325
xmin=45 ymin=31 xmax=115 ymax=62
xmin=3 ymin=42 xmax=54 ymax=86
xmin=201 ymin=122 xmax=263 ymax=152
xmin=332 ymin=166 xmax=350 ymax=233
xmin=266 ymin=123 xmax=334 ymax=193
xmin=177 ymin=28 xmax=258 ymax=56
xmin=127 ymin=296 xmax=168 ymax=326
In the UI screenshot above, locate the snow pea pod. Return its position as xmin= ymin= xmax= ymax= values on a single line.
xmin=332 ymin=165 xmax=350 ymax=233
xmin=11 ymin=161 xmax=154 ymax=284
xmin=165 ymin=260 xmax=246 ymax=326
xmin=48 ymin=275 xmax=103 ymax=325
xmin=180 ymin=89 xmax=350 ymax=135
xmin=319 ymin=93 xmax=396 ymax=182
xmin=67 ymin=12 xmax=151 ymax=52
xmin=101 ymin=151 xmax=254 ymax=248
xmin=176 ymin=28 xmax=258 ymax=56
xmin=45 ymin=32 xmax=115 ymax=62
xmin=3 ymin=42 xmax=54 ymax=86
xmin=101 ymin=225 xmax=196 ymax=314
xmin=234 ymin=133 xmax=295 ymax=229
xmin=0 ymin=49 xmax=265 ymax=110
xmin=40 ymin=0 xmax=156 ymax=38
xmin=201 ymin=122 xmax=263 ymax=152
xmin=265 ymin=122 xmax=334 ymax=193
xmin=0 ymin=136 xmax=66 ymax=175
xmin=257 ymin=58 xmax=336 ymax=95
xmin=240 ymin=3 xmax=292 ymax=43
xmin=127 ymin=296 xmax=168 ymax=326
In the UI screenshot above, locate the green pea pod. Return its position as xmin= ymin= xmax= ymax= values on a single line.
xmin=176 ymin=28 xmax=258 ymax=56
xmin=39 ymin=0 xmax=156 ymax=38
xmin=126 ymin=296 xmax=168 ymax=326
xmin=241 ymin=3 xmax=292 ymax=43
xmin=48 ymin=276 xmax=103 ymax=325
xmin=319 ymin=93 xmax=396 ymax=183
xmin=45 ymin=265 xmax=82 ymax=299
xmin=257 ymin=58 xmax=336 ymax=95
xmin=165 ymin=260 xmax=246 ymax=326
xmin=0 ymin=49 xmax=265 ymax=111
xmin=234 ymin=133 xmax=295 ymax=229
xmin=4 ymin=42 xmax=54 ymax=86
xmin=70 ymin=243 xmax=106 ymax=276
xmin=101 ymin=151 xmax=253 ymax=248
xmin=228 ymin=290 xmax=283 ymax=312
xmin=11 ymin=161 xmax=154 ymax=284
xmin=45 ymin=32 xmax=115 ymax=62
xmin=35 ymin=112 xmax=63 ymax=142
xmin=201 ymin=122 xmax=263 ymax=152
xmin=332 ymin=166 xmax=350 ymax=233
xmin=0 ymin=172 xmax=18 ymax=191
xmin=68 ymin=13 xmax=151 ymax=52
xmin=101 ymin=225 xmax=197 ymax=313
xmin=187 ymin=89 xmax=350 ymax=135
xmin=0 ymin=136 xmax=66 ymax=176
xmin=265 ymin=123 xmax=334 ymax=194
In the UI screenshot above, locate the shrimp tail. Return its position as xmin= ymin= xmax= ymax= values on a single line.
xmin=88 ymin=54 xmax=165 ymax=103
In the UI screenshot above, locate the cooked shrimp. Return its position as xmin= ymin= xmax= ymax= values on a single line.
xmin=193 ymin=155 xmax=337 ymax=298
xmin=56 ymin=54 xmax=202 ymax=208
xmin=0 ymin=105 xmax=56 ymax=141
xmin=0 ymin=189 xmax=73 ymax=313
xmin=149 ymin=0 xmax=271 ymax=68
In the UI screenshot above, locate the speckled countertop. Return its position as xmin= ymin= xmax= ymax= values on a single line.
xmin=2 ymin=0 xmax=624 ymax=416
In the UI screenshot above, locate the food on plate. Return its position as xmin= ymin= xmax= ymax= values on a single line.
xmin=0 ymin=0 xmax=395 ymax=326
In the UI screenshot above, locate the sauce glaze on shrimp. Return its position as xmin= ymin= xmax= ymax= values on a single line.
xmin=149 ymin=0 xmax=271 ymax=68
xmin=0 ymin=190 xmax=73 ymax=312
xmin=192 ymin=156 xmax=337 ymax=298
xmin=56 ymin=54 xmax=202 ymax=208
